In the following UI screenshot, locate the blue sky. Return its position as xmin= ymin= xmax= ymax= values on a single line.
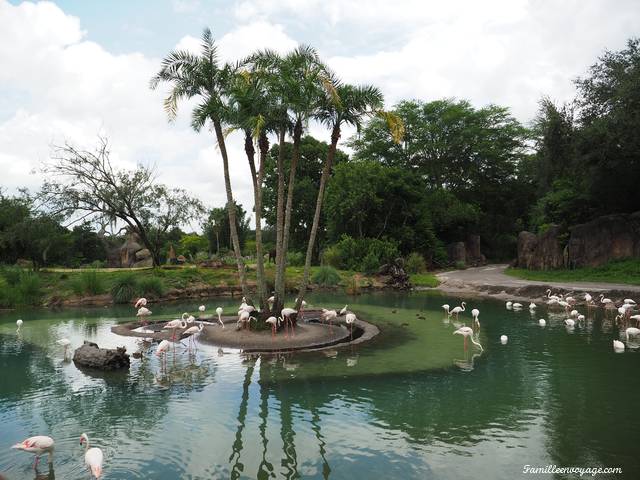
xmin=1 ymin=0 xmax=639 ymax=223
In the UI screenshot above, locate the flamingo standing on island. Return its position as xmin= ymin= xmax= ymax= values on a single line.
xmin=80 ymin=433 xmax=103 ymax=478
xmin=321 ymin=309 xmax=337 ymax=332
xmin=215 ymin=307 xmax=225 ymax=328
xmin=12 ymin=436 xmax=55 ymax=469
xmin=134 ymin=297 xmax=147 ymax=308
xmin=340 ymin=305 xmax=348 ymax=316
xmin=265 ymin=316 xmax=281 ymax=338
xmin=16 ymin=319 xmax=23 ymax=333
xmin=163 ymin=318 xmax=186 ymax=341
xmin=282 ymin=308 xmax=297 ymax=338
xmin=136 ymin=307 xmax=152 ymax=326
xmin=453 ymin=326 xmax=483 ymax=352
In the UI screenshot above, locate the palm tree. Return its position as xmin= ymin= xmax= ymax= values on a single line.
xmin=295 ymin=82 xmax=404 ymax=308
xmin=150 ymin=28 xmax=249 ymax=298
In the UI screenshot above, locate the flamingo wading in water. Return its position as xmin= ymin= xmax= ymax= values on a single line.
xmin=215 ymin=306 xmax=225 ymax=328
xmin=16 ymin=319 xmax=23 ymax=333
xmin=12 ymin=436 xmax=54 ymax=469
xmin=80 ymin=433 xmax=104 ymax=478
xmin=450 ymin=302 xmax=466 ymax=319
xmin=453 ymin=326 xmax=483 ymax=352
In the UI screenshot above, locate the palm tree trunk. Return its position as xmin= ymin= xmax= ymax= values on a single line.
xmin=273 ymin=128 xmax=287 ymax=314
xmin=244 ymin=130 xmax=268 ymax=311
xmin=213 ymin=119 xmax=249 ymax=298
xmin=276 ymin=118 xmax=302 ymax=314
xmin=296 ymin=123 xmax=340 ymax=307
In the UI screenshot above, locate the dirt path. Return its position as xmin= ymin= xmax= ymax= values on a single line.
xmin=434 ymin=264 xmax=640 ymax=302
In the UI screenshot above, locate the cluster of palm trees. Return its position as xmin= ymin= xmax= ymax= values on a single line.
xmin=151 ymin=27 xmax=402 ymax=321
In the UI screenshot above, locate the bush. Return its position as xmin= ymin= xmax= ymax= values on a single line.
xmin=312 ymin=266 xmax=341 ymax=286
xmin=322 ymin=235 xmax=399 ymax=272
xmin=454 ymin=261 xmax=466 ymax=270
xmin=138 ymin=276 xmax=165 ymax=297
xmin=286 ymin=251 xmax=305 ymax=267
xmin=361 ymin=252 xmax=380 ymax=275
xmin=111 ymin=274 xmax=139 ymax=304
xmin=16 ymin=271 xmax=42 ymax=305
xmin=80 ymin=270 xmax=105 ymax=295
xmin=405 ymin=252 xmax=426 ymax=274
xmin=1 ymin=266 xmax=22 ymax=286
xmin=321 ymin=245 xmax=342 ymax=268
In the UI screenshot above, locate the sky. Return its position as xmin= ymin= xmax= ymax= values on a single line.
xmin=1 ymin=0 xmax=639 ymax=230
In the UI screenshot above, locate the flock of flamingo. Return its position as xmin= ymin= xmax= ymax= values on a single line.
xmin=443 ymin=289 xmax=640 ymax=355
xmin=10 ymin=294 xmax=359 ymax=476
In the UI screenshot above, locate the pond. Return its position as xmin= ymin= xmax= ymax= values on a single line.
xmin=1 ymin=292 xmax=639 ymax=479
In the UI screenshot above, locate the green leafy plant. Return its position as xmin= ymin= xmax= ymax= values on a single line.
xmin=138 ymin=276 xmax=165 ymax=297
xmin=80 ymin=270 xmax=105 ymax=295
xmin=312 ymin=266 xmax=341 ymax=286
xmin=110 ymin=274 xmax=139 ymax=304
xmin=286 ymin=251 xmax=304 ymax=267
xmin=405 ymin=252 xmax=426 ymax=274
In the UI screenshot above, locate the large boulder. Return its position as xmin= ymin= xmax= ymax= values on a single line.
xmin=73 ymin=341 xmax=130 ymax=370
xmin=566 ymin=212 xmax=640 ymax=268
xmin=517 ymin=225 xmax=564 ymax=270
xmin=465 ymin=235 xmax=486 ymax=266
xmin=447 ymin=242 xmax=466 ymax=265
xmin=119 ymin=232 xmax=143 ymax=267
xmin=517 ymin=231 xmax=538 ymax=268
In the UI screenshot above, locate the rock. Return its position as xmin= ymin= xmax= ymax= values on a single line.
xmin=199 ymin=259 xmax=223 ymax=268
xmin=132 ymin=257 xmax=153 ymax=268
xmin=465 ymin=235 xmax=486 ymax=266
xmin=517 ymin=231 xmax=538 ymax=268
xmin=566 ymin=212 xmax=640 ymax=268
xmin=447 ymin=242 xmax=466 ymax=265
xmin=379 ymin=258 xmax=411 ymax=289
xmin=119 ymin=232 xmax=143 ymax=267
xmin=73 ymin=341 xmax=130 ymax=370
xmin=177 ymin=255 xmax=187 ymax=264
xmin=135 ymin=248 xmax=151 ymax=261
xmin=167 ymin=244 xmax=177 ymax=265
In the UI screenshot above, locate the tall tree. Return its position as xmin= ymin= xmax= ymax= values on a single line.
xmin=151 ymin=27 xmax=250 ymax=298
xmin=40 ymin=139 xmax=204 ymax=267
xmin=296 ymin=82 xmax=404 ymax=306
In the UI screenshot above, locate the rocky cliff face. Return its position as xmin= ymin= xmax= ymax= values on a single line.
xmin=446 ymin=235 xmax=486 ymax=266
xmin=517 ymin=211 xmax=640 ymax=270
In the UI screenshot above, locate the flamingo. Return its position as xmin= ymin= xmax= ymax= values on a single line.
xmin=163 ymin=319 xmax=186 ymax=341
xmin=546 ymin=289 xmax=560 ymax=301
xmin=237 ymin=310 xmax=251 ymax=330
xmin=215 ymin=307 xmax=225 ymax=328
xmin=442 ymin=304 xmax=451 ymax=316
xmin=340 ymin=305 xmax=348 ymax=316
xmin=453 ymin=326 xmax=483 ymax=351
xmin=599 ymin=294 xmax=613 ymax=306
xmin=265 ymin=316 xmax=280 ymax=338
xmin=584 ymin=293 xmax=593 ymax=304
xmin=57 ymin=338 xmax=71 ymax=357
xmin=565 ymin=296 xmax=575 ymax=304
xmin=156 ymin=339 xmax=171 ymax=358
xmin=529 ymin=302 xmax=537 ymax=310
xmin=11 ymin=436 xmax=55 ymax=469
xmin=450 ymin=302 xmax=466 ymax=319
xmin=320 ymin=309 xmax=337 ymax=332
xmin=136 ymin=307 xmax=152 ymax=321
xmin=198 ymin=305 xmax=206 ymax=318
xmin=630 ymin=314 xmax=640 ymax=326
xmin=613 ymin=339 xmax=625 ymax=352
xmin=564 ymin=318 xmax=575 ymax=328
xmin=538 ymin=318 xmax=546 ymax=327
xmin=471 ymin=309 xmax=480 ymax=331
xmin=625 ymin=327 xmax=640 ymax=341
xmin=345 ymin=312 xmax=356 ymax=339
xmin=298 ymin=299 xmax=308 ymax=320
xmin=182 ymin=323 xmax=204 ymax=351
xmin=16 ymin=319 xmax=23 ymax=333
xmin=267 ymin=295 xmax=275 ymax=308
xmin=506 ymin=301 xmax=513 ymax=309
xmin=570 ymin=309 xmax=579 ymax=318
xmin=624 ymin=298 xmax=636 ymax=305
xmin=500 ymin=335 xmax=508 ymax=344
xmin=134 ymin=297 xmax=147 ymax=308
xmin=281 ymin=308 xmax=297 ymax=337
xmin=512 ymin=302 xmax=523 ymax=309
xmin=80 ymin=433 xmax=103 ymax=478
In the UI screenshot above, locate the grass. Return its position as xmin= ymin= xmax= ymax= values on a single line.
xmin=410 ymin=273 xmax=440 ymax=287
xmin=505 ymin=259 xmax=640 ymax=285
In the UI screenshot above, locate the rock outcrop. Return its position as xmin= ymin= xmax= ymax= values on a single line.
xmin=517 ymin=211 xmax=640 ymax=270
xmin=446 ymin=235 xmax=486 ymax=267
xmin=73 ymin=341 xmax=130 ymax=370
xmin=379 ymin=258 xmax=411 ymax=289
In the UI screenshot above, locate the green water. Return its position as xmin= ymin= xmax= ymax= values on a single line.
xmin=1 ymin=292 xmax=639 ymax=479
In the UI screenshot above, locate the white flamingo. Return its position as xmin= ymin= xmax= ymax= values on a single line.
xmin=237 ymin=310 xmax=251 ymax=330
xmin=584 ymin=293 xmax=593 ymax=304
xmin=500 ymin=335 xmax=508 ymax=344
xmin=80 ymin=433 xmax=103 ymax=478
xmin=265 ymin=316 xmax=281 ymax=338
xmin=450 ymin=302 xmax=466 ymax=319
xmin=529 ymin=302 xmax=537 ymax=310
xmin=570 ymin=309 xmax=579 ymax=318
xmin=599 ymin=294 xmax=613 ymax=306
xmin=16 ymin=319 xmax=23 ymax=333
xmin=442 ymin=304 xmax=450 ymax=316
xmin=163 ymin=318 xmax=186 ymax=341
xmin=506 ymin=301 xmax=513 ymax=309
xmin=215 ymin=307 xmax=225 ymax=328
xmin=471 ymin=308 xmax=480 ymax=331
xmin=321 ymin=309 xmax=337 ymax=332
xmin=546 ymin=289 xmax=560 ymax=301
xmin=625 ymin=327 xmax=640 ymax=341
xmin=282 ymin=308 xmax=297 ymax=337
xmin=453 ymin=326 xmax=483 ymax=351
xmin=57 ymin=338 xmax=71 ymax=357
xmin=624 ymin=298 xmax=636 ymax=305
xmin=182 ymin=323 xmax=204 ymax=350
xmin=538 ymin=318 xmax=546 ymax=327
xmin=134 ymin=297 xmax=147 ymax=308
xmin=512 ymin=302 xmax=523 ymax=309
xmin=136 ymin=306 xmax=152 ymax=318
xmin=156 ymin=339 xmax=171 ymax=357
xmin=630 ymin=314 xmax=640 ymax=326
xmin=12 ymin=435 xmax=54 ymax=469
xmin=613 ymin=339 xmax=625 ymax=352
xmin=345 ymin=312 xmax=356 ymax=339
xmin=340 ymin=305 xmax=348 ymax=316
xmin=564 ymin=318 xmax=576 ymax=328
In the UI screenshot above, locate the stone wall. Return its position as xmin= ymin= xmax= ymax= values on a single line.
xmin=517 ymin=211 xmax=640 ymax=270
xmin=447 ymin=235 xmax=486 ymax=266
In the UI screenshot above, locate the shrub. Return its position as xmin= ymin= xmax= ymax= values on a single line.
xmin=405 ymin=252 xmax=426 ymax=274
xmin=321 ymin=245 xmax=342 ymax=268
xmin=322 ymin=235 xmax=399 ymax=272
xmin=16 ymin=271 xmax=42 ymax=305
xmin=138 ymin=276 xmax=165 ymax=297
xmin=361 ymin=252 xmax=380 ymax=275
xmin=454 ymin=261 xmax=466 ymax=270
xmin=312 ymin=266 xmax=341 ymax=286
xmin=110 ymin=274 xmax=139 ymax=303
xmin=80 ymin=270 xmax=105 ymax=295
xmin=1 ymin=266 xmax=22 ymax=286
xmin=286 ymin=251 xmax=305 ymax=267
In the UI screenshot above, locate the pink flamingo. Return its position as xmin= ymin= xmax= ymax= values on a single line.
xmin=265 ymin=316 xmax=281 ymax=339
xmin=80 ymin=433 xmax=104 ymax=478
xmin=134 ymin=297 xmax=147 ymax=308
xmin=321 ymin=309 xmax=337 ymax=332
xmin=163 ymin=318 xmax=187 ymax=341
xmin=281 ymin=308 xmax=297 ymax=338
xmin=345 ymin=312 xmax=356 ymax=339
xmin=182 ymin=323 xmax=204 ymax=351
xmin=12 ymin=436 xmax=55 ymax=469
xmin=453 ymin=326 xmax=483 ymax=352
